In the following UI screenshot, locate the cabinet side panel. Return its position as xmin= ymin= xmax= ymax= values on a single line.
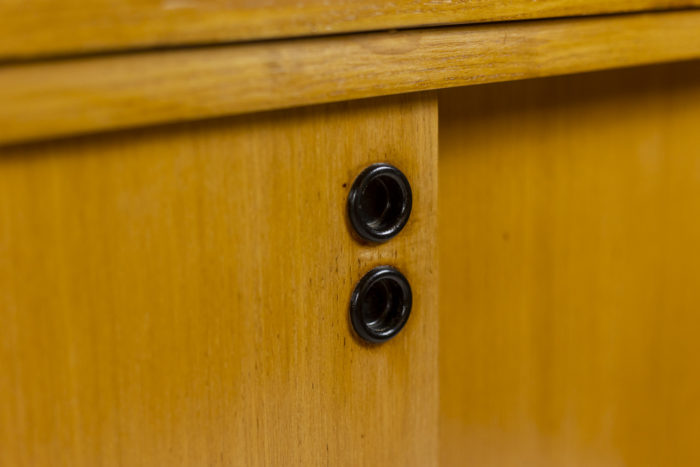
xmin=439 ymin=62 xmax=700 ymax=467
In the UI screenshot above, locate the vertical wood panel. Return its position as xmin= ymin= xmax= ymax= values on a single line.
xmin=0 ymin=94 xmax=438 ymax=466
xmin=439 ymin=62 xmax=700 ymax=466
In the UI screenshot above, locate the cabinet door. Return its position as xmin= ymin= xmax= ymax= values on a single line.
xmin=439 ymin=61 xmax=700 ymax=466
xmin=0 ymin=94 xmax=438 ymax=466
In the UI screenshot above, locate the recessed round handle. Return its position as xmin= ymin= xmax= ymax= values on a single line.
xmin=350 ymin=266 xmax=412 ymax=343
xmin=347 ymin=163 xmax=412 ymax=243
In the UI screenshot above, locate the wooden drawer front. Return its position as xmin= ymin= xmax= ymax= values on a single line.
xmin=0 ymin=94 xmax=438 ymax=466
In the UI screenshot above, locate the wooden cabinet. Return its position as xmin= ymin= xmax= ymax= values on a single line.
xmin=1 ymin=4 xmax=700 ymax=466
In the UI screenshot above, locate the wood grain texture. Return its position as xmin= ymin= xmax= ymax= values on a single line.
xmin=438 ymin=62 xmax=700 ymax=466
xmin=3 ymin=10 xmax=700 ymax=147
xmin=0 ymin=93 xmax=439 ymax=466
xmin=2 ymin=0 xmax=699 ymax=60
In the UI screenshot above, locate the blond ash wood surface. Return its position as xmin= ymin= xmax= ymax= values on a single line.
xmin=3 ymin=10 xmax=700 ymax=147
xmin=2 ymin=0 xmax=699 ymax=60
xmin=438 ymin=61 xmax=700 ymax=466
xmin=0 ymin=93 xmax=438 ymax=466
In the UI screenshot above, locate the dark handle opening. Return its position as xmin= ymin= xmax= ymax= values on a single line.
xmin=347 ymin=163 xmax=412 ymax=243
xmin=350 ymin=266 xmax=412 ymax=343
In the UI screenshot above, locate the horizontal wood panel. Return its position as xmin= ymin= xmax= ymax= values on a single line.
xmin=439 ymin=62 xmax=700 ymax=466
xmin=2 ymin=10 xmax=700 ymax=146
xmin=2 ymin=1 xmax=699 ymax=60
xmin=0 ymin=94 xmax=438 ymax=466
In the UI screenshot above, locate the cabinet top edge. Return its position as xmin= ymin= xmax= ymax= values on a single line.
xmin=2 ymin=1 xmax=700 ymax=61
xmin=2 ymin=9 xmax=700 ymax=147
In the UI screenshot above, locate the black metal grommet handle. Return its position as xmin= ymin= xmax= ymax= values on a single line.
xmin=350 ymin=266 xmax=413 ymax=344
xmin=347 ymin=163 xmax=412 ymax=243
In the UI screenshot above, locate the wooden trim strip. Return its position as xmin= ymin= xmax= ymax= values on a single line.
xmin=2 ymin=10 xmax=700 ymax=146
xmin=2 ymin=1 xmax=700 ymax=60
